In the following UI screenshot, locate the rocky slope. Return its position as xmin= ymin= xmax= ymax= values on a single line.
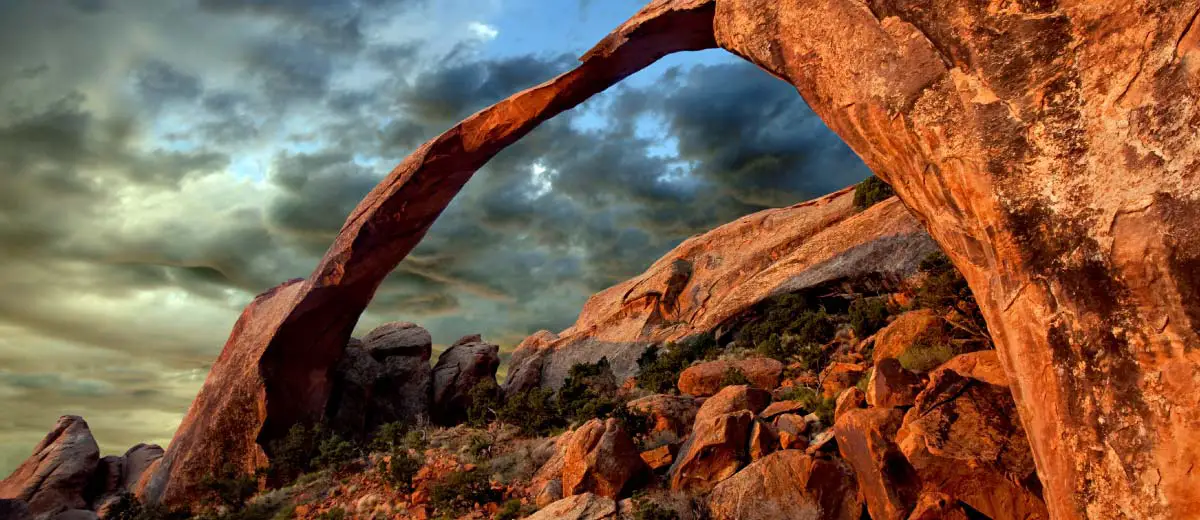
xmin=503 ymin=187 xmax=937 ymax=393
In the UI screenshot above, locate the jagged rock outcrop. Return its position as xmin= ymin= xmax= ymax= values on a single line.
xmin=502 ymin=330 xmax=558 ymax=397
xmin=897 ymin=371 xmax=1047 ymax=520
xmin=677 ymin=358 xmax=783 ymax=397
xmin=326 ymin=322 xmax=433 ymax=435
xmin=692 ymin=385 xmax=770 ymax=425
xmin=562 ymin=419 xmax=648 ymax=498
xmin=149 ymin=0 xmax=1200 ymax=515
xmin=668 ymin=411 xmax=753 ymax=493
xmin=706 ymin=450 xmax=860 ymax=520
xmin=834 ymin=408 xmax=921 ymax=520
xmin=514 ymin=189 xmax=937 ymax=390
xmin=430 ymin=335 xmax=500 ymax=425
xmin=626 ymin=394 xmax=698 ymax=440
xmin=1 ymin=417 xmax=99 ymax=518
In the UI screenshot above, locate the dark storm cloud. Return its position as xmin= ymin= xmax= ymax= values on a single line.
xmin=398 ymin=54 xmax=575 ymax=123
xmin=134 ymin=61 xmax=203 ymax=108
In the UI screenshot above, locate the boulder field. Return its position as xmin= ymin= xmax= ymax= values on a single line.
xmin=26 ymin=0 xmax=1192 ymax=517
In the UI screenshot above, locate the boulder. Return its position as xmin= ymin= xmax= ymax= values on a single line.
xmin=430 ymin=336 xmax=500 ymax=425
xmin=667 ymin=411 xmax=753 ymax=493
xmin=677 ymin=358 xmax=783 ymax=397
xmin=535 ymin=480 xmax=563 ymax=509
xmin=527 ymin=493 xmax=617 ymax=520
xmin=0 ymin=499 xmax=31 ymax=520
xmin=871 ymin=310 xmax=946 ymax=364
xmin=501 ymin=330 xmax=557 ymax=397
xmin=87 ymin=456 xmax=123 ymax=509
xmin=707 ymin=450 xmax=860 ymax=520
xmin=930 ymin=351 xmax=1008 ymax=388
xmin=529 ymin=430 xmax=574 ymax=498
xmin=119 ymin=445 xmax=163 ymax=493
xmin=747 ymin=420 xmax=778 ymax=462
xmin=0 ymin=416 xmax=99 ymax=517
xmin=562 ymin=419 xmax=648 ymax=498
xmin=834 ymin=408 xmax=921 ymax=520
xmin=758 ymin=400 xmax=806 ymax=419
xmin=693 ymin=385 xmax=770 ymax=425
xmin=897 ymin=371 xmax=1048 ymax=520
xmin=639 ymin=445 xmax=674 ymax=471
xmin=626 ymin=394 xmax=698 ymax=440
xmin=908 ymin=493 xmax=970 ymax=520
xmin=866 ymin=359 xmax=923 ymax=409
xmin=833 ymin=388 xmax=866 ymax=421
xmin=326 ymin=324 xmax=433 ymax=436
xmin=772 ymin=414 xmax=808 ymax=451
xmin=820 ymin=363 xmax=866 ymax=398
xmin=362 ymin=322 xmax=431 ymax=359
xmin=616 ymin=492 xmax=698 ymax=520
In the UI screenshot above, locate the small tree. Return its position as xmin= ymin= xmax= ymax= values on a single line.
xmin=853 ymin=175 xmax=895 ymax=209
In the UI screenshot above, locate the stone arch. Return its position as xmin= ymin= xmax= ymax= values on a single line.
xmin=146 ymin=1 xmax=1200 ymax=518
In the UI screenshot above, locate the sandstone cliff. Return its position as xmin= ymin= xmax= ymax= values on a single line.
xmin=504 ymin=187 xmax=936 ymax=391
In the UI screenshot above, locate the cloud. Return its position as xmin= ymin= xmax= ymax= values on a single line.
xmin=468 ymin=22 xmax=500 ymax=41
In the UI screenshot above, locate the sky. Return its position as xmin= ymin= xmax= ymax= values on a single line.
xmin=0 ymin=0 xmax=871 ymax=473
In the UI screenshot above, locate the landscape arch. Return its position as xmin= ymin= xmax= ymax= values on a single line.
xmin=143 ymin=1 xmax=1200 ymax=518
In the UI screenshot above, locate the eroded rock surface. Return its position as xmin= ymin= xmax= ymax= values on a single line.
xmin=327 ymin=322 xmax=433 ymax=436
xmin=706 ymin=450 xmax=860 ymax=520
xmin=431 ymin=335 xmax=499 ymax=425
xmin=677 ymin=358 xmax=783 ymax=396
xmin=527 ymin=492 xmax=617 ymax=520
xmin=562 ymin=419 xmax=648 ymax=498
xmin=668 ymin=411 xmax=752 ymax=493
xmin=834 ymin=408 xmax=920 ymax=520
xmin=0 ymin=416 xmax=99 ymax=517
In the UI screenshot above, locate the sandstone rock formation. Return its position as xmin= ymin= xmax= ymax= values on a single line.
xmin=908 ymin=493 xmax=970 ymax=520
xmin=773 ymin=414 xmax=808 ymax=451
xmin=527 ymin=492 xmax=617 ymax=520
xmin=820 ymin=362 xmax=867 ymax=398
xmin=513 ymin=189 xmax=937 ymax=390
xmin=692 ymin=385 xmax=770 ymax=425
xmin=677 ymin=358 xmax=783 ymax=396
xmin=930 ymin=350 xmax=1007 ymax=388
xmin=706 ymin=450 xmax=860 ymax=520
xmin=898 ymin=371 xmax=1047 ymax=520
xmin=747 ymin=420 xmax=778 ymax=461
xmin=327 ymin=323 xmax=433 ymax=436
xmin=668 ymin=410 xmax=752 ymax=493
xmin=430 ymin=336 xmax=500 ymax=425
xmin=150 ymin=0 xmax=1200 ymax=515
xmin=0 ymin=416 xmax=99 ymax=517
xmin=562 ymin=419 xmax=648 ymax=498
xmin=834 ymin=408 xmax=920 ymax=520
xmin=833 ymin=388 xmax=866 ymax=421
xmin=866 ymin=358 xmax=923 ymax=408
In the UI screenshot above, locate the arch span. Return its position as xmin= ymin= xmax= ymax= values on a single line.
xmin=147 ymin=1 xmax=1200 ymax=518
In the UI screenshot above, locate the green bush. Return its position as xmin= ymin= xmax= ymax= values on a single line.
xmin=611 ymin=405 xmax=652 ymax=439
xmin=199 ymin=464 xmax=259 ymax=510
xmin=499 ymin=387 xmax=565 ymax=436
xmin=853 ymin=175 xmax=895 ymax=210
xmin=777 ymin=386 xmax=835 ymax=426
xmin=429 ymin=469 xmax=503 ymax=516
xmin=914 ymin=252 xmax=987 ymax=334
xmin=466 ymin=378 xmax=503 ymax=427
xmin=848 ymin=296 xmax=890 ymax=338
xmin=314 ymin=434 xmax=357 ymax=470
xmin=370 ymin=421 xmax=408 ymax=453
xmin=558 ymin=358 xmax=620 ymax=423
xmin=897 ymin=339 xmax=959 ymax=373
xmin=316 ymin=508 xmax=345 ymax=520
xmin=742 ymin=294 xmax=836 ymax=365
xmin=495 ymin=499 xmax=532 ymax=520
xmin=719 ymin=367 xmax=752 ymax=388
xmin=633 ymin=501 xmax=680 ymax=520
xmin=379 ymin=450 xmax=422 ymax=492
xmin=467 ymin=433 xmax=493 ymax=460
xmin=266 ymin=423 xmax=359 ymax=484
xmin=635 ymin=333 xmax=720 ymax=394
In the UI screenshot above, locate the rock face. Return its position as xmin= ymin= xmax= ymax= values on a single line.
xmin=677 ymin=358 xmax=783 ymax=396
xmin=562 ymin=419 xmax=648 ymax=498
xmin=151 ymin=0 xmax=1200 ymax=515
xmin=667 ymin=411 xmax=753 ymax=493
xmin=710 ymin=1 xmax=1200 ymax=516
xmin=516 ymin=189 xmax=937 ymax=390
xmin=706 ymin=450 xmax=860 ymax=520
xmin=834 ymin=408 xmax=920 ymax=520
xmin=527 ymin=493 xmax=617 ymax=520
xmin=326 ymin=323 xmax=433 ymax=435
xmin=430 ymin=336 xmax=500 ymax=425
xmin=0 ymin=416 xmax=99 ymax=517
xmin=897 ymin=371 xmax=1047 ymax=520
xmin=692 ymin=385 xmax=770 ymax=425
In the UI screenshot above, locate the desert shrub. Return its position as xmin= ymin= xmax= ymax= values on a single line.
xmin=315 ymin=508 xmax=345 ymax=520
xmin=429 ymin=469 xmax=503 ymax=516
xmin=103 ymin=493 xmax=192 ymax=520
xmin=402 ymin=428 xmax=428 ymax=452
xmin=635 ymin=333 xmax=720 ymax=393
xmin=558 ymin=358 xmax=620 ymax=423
xmin=633 ymin=501 xmax=680 ymax=520
xmin=313 ymin=433 xmax=357 ymax=470
xmin=200 ymin=463 xmax=259 ymax=510
xmin=466 ymin=378 xmax=503 ymax=427
xmin=611 ymin=404 xmax=652 ymax=439
xmin=379 ymin=450 xmax=422 ymax=492
xmin=897 ymin=339 xmax=959 ymax=373
xmin=719 ymin=367 xmax=752 ymax=388
xmin=266 ymin=423 xmax=359 ymax=484
xmin=495 ymin=499 xmax=533 ymax=520
xmin=853 ymin=175 xmax=895 ymax=210
xmin=848 ymin=296 xmax=890 ymax=338
xmin=914 ymin=252 xmax=988 ymax=336
xmin=499 ymin=387 xmax=565 ymax=436
xmin=743 ymin=294 xmax=836 ymax=364
xmin=370 ymin=421 xmax=408 ymax=453
xmin=777 ymin=386 xmax=835 ymax=426
xmin=467 ymin=433 xmax=493 ymax=460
